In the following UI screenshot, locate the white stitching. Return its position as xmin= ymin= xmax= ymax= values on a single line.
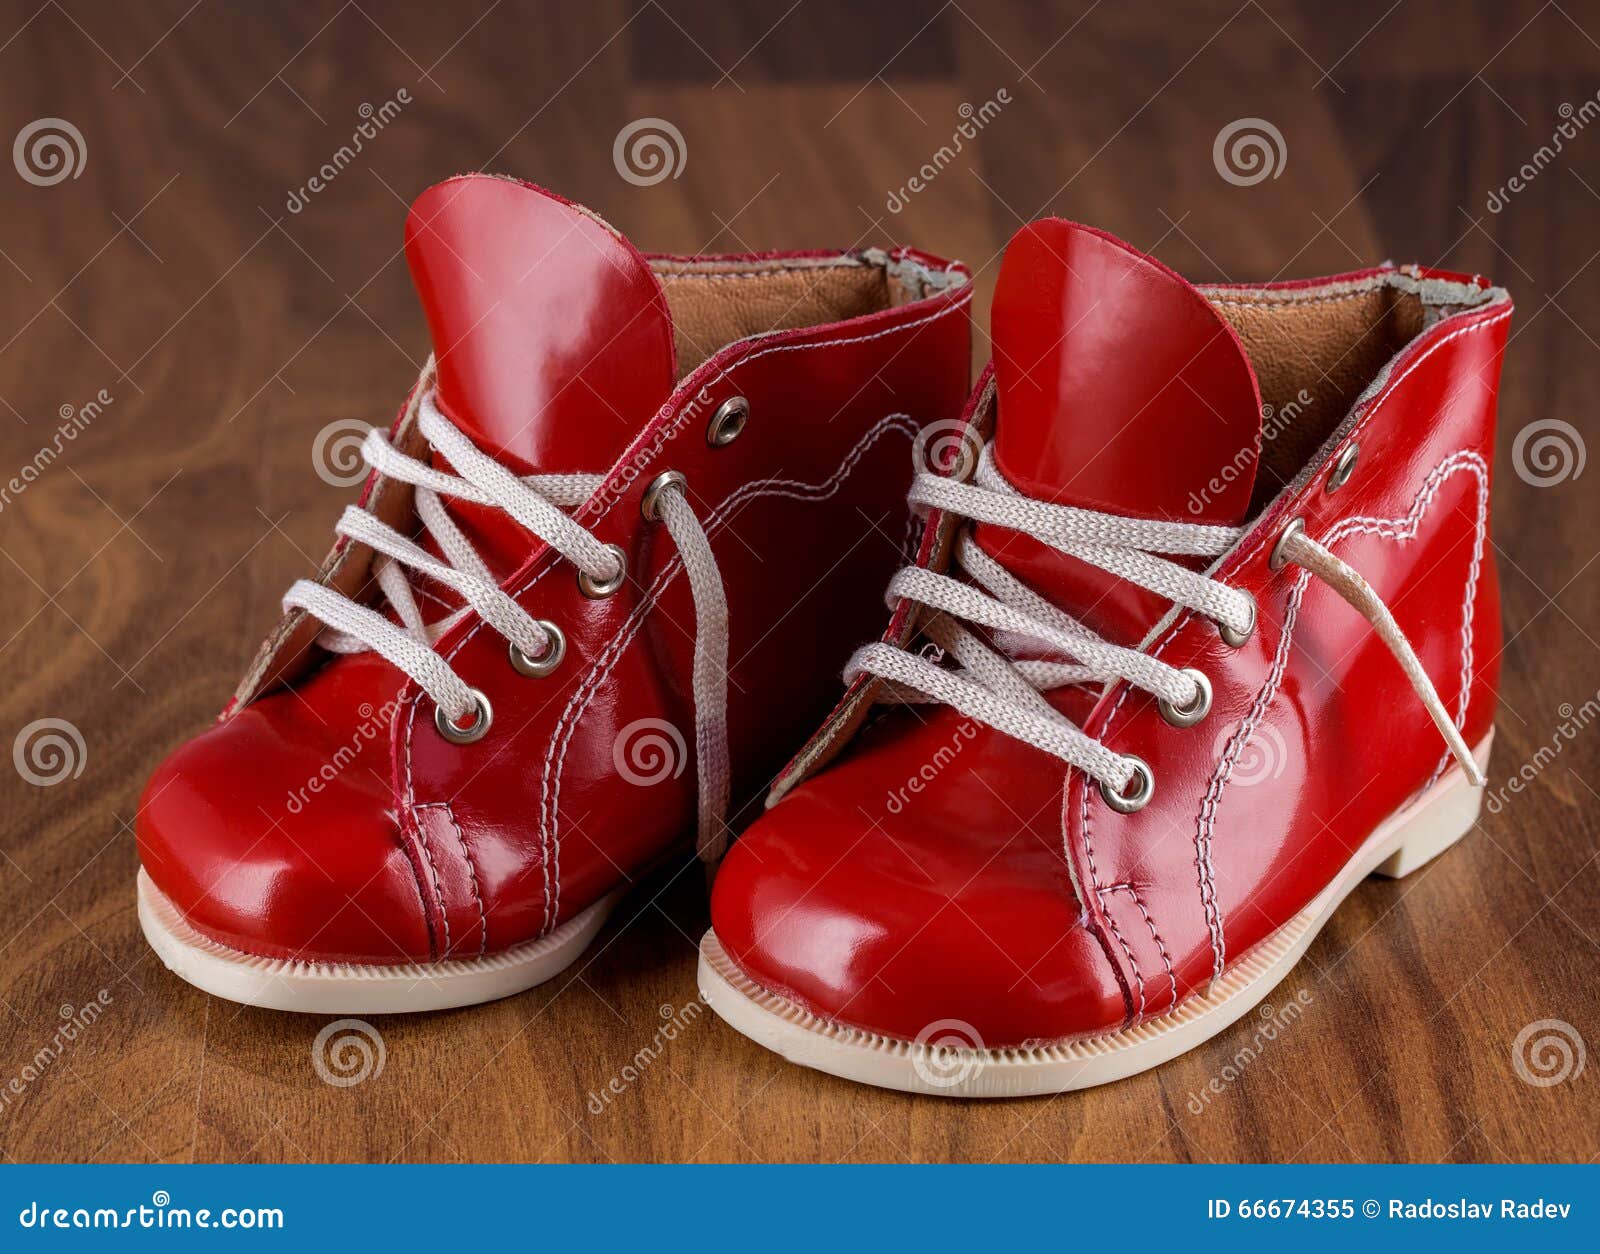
xmin=1099 ymin=883 xmax=1177 ymax=1012
xmin=1195 ymin=451 xmax=1489 ymax=979
xmin=1072 ymin=306 xmax=1509 ymax=1006
xmin=540 ymin=414 xmax=920 ymax=930
xmin=410 ymin=802 xmax=453 ymax=959
xmin=396 ymin=287 xmax=972 ymax=931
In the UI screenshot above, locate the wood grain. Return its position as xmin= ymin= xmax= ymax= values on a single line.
xmin=0 ymin=0 xmax=1595 ymax=1163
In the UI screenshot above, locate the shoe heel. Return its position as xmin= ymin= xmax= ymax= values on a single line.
xmin=1370 ymin=734 xmax=1491 ymax=880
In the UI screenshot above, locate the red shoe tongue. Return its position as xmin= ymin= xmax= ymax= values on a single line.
xmin=983 ymin=220 xmax=1264 ymax=644
xmin=405 ymin=174 xmax=675 ymax=476
xmin=402 ymin=175 xmax=676 ymax=575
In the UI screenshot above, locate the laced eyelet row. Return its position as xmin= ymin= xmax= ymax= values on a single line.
xmin=1114 ymin=515 xmax=1308 ymax=810
xmin=432 ymin=473 xmax=695 ymax=744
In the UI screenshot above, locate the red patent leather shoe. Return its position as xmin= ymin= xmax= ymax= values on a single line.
xmin=700 ymin=219 xmax=1511 ymax=1096
xmin=136 ymin=174 xmax=972 ymax=1012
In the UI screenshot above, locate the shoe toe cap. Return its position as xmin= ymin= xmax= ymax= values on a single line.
xmin=710 ymin=780 xmax=1129 ymax=1049
xmin=137 ymin=698 xmax=433 ymax=965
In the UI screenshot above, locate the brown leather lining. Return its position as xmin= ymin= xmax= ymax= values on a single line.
xmin=1208 ymin=285 xmax=1426 ymax=512
xmin=653 ymin=261 xmax=892 ymax=377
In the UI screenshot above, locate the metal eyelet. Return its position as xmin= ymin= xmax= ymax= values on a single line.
xmin=1326 ymin=442 xmax=1359 ymax=494
xmin=1158 ymin=668 xmax=1212 ymax=728
xmin=1269 ymin=517 xmax=1306 ymax=573
xmin=434 ymin=688 xmax=493 ymax=745
xmin=641 ymin=470 xmax=687 ymax=522
xmin=1100 ymin=758 xmax=1154 ymax=815
xmin=509 ymin=620 xmax=565 ymax=678
xmin=1218 ymin=592 xmax=1256 ymax=648
xmin=706 ymin=396 xmax=748 ymax=447
xmin=577 ymin=543 xmax=628 ymax=598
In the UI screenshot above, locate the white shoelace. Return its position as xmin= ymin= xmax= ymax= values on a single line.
xmin=847 ymin=443 xmax=1483 ymax=810
xmin=284 ymin=391 xmax=733 ymax=861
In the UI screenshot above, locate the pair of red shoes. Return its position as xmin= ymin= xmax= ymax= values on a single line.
xmin=136 ymin=175 xmax=1512 ymax=1096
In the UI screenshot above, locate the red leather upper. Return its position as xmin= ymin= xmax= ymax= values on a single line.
xmin=712 ymin=220 xmax=1510 ymax=1048
xmin=137 ymin=175 xmax=973 ymax=965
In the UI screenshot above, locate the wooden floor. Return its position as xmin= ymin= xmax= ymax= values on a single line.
xmin=1 ymin=0 xmax=1596 ymax=1163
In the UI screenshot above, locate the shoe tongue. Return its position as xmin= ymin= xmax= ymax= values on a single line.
xmin=403 ymin=174 xmax=676 ymax=573
xmin=406 ymin=174 xmax=675 ymax=476
xmin=983 ymin=220 xmax=1263 ymax=644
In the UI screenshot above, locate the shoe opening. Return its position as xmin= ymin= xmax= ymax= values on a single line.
xmin=651 ymin=249 xmax=965 ymax=377
xmin=1199 ymin=270 xmax=1505 ymax=515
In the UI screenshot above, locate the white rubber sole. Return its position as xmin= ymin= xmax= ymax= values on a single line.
xmin=136 ymin=868 xmax=619 ymax=1014
xmin=698 ymin=733 xmax=1492 ymax=1098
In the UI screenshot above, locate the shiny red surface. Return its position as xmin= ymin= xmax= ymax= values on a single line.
xmin=137 ymin=175 xmax=973 ymax=965
xmin=712 ymin=220 xmax=1509 ymax=1048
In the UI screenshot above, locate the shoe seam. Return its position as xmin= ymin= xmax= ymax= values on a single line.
xmin=396 ymin=287 xmax=972 ymax=937
xmin=1073 ymin=307 xmax=1509 ymax=1013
